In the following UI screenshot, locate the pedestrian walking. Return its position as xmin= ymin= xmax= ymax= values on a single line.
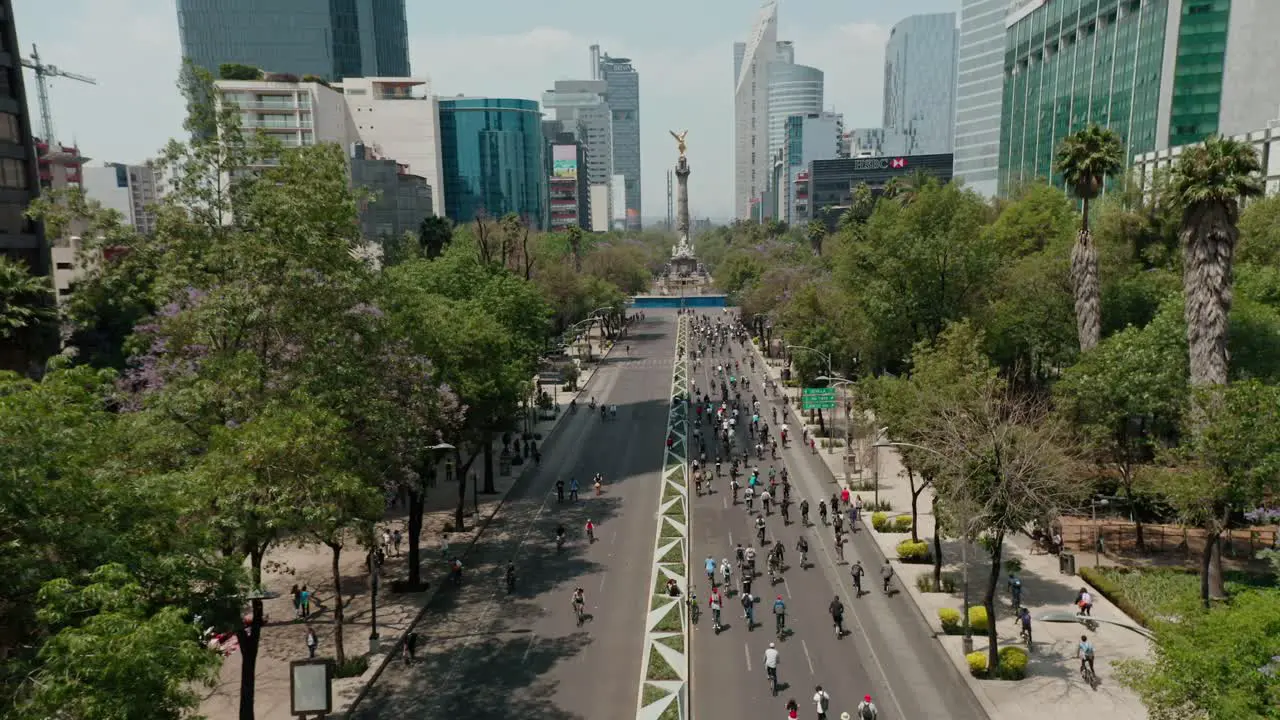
xmin=299 ymin=585 xmax=312 ymax=619
xmin=813 ymin=685 xmax=832 ymax=719
xmin=392 ymin=529 xmax=402 ymax=556
xmin=835 ymin=533 xmax=846 ymax=562
xmin=382 ymin=529 xmax=392 ymax=553
xmin=291 ymin=584 xmax=302 ymax=619
xmin=305 ymin=626 xmax=318 ymax=658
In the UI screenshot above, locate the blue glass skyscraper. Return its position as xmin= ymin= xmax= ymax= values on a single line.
xmin=438 ymin=98 xmax=547 ymax=229
xmin=177 ymin=0 xmax=409 ymax=81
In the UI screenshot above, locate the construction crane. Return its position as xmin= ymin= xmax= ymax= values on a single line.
xmin=21 ymin=44 xmax=96 ymax=144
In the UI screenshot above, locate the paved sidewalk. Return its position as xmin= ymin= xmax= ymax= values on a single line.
xmin=197 ymin=326 xmax=619 ymax=720
xmin=750 ymin=347 xmax=1150 ymax=720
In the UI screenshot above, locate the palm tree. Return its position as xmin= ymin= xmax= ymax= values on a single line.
xmin=1173 ymin=135 xmax=1263 ymax=388
xmin=0 ymin=255 xmax=55 ymax=340
xmin=899 ymin=169 xmax=934 ymax=205
xmin=566 ymin=224 xmax=583 ymax=272
xmin=1054 ymin=124 xmax=1124 ymax=351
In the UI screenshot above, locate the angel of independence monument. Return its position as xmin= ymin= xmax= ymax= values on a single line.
xmin=666 ymin=130 xmax=700 ymax=299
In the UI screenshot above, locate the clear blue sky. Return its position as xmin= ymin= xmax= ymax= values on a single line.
xmin=15 ymin=0 xmax=960 ymax=220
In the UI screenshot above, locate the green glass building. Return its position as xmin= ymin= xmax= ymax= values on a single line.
xmin=438 ymin=98 xmax=548 ymax=230
xmin=998 ymin=0 xmax=1280 ymax=195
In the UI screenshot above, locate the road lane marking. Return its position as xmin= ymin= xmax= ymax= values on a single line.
xmin=802 ymin=639 xmax=816 ymax=674
xmin=522 ymin=633 xmax=538 ymax=663
xmin=611 ymin=531 xmax=618 ymax=545
xmin=744 ymin=642 xmax=752 ymax=672
xmin=599 ymin=573 xmax=608 ymax=593
xmin=783 ymin=576 xmax=793 ymax=599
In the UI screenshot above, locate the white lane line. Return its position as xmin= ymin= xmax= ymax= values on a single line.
xmin=611 ymin=531 xmax=618 ymax=545
xmin=723 ymin=494 xmax=728 ymax=510
xmin=802 ymin=639 xmax=816 ymax=674
xmin=783 ymin=576 xmax=793 ymax=599
xmin=744 ymin=642 xmax=752 ymax=672
xmin=599 ymin=573 xmax=608 ymax=593
xmin=728 ymin=531 xmax=733 ymax=548
xmin=522 ymin=633 xmax=538 ymax=663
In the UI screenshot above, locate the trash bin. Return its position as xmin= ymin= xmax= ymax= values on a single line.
xmin=1059 ymin=551 xmax=1076 ymax=576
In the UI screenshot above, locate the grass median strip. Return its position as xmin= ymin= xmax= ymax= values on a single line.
xmin=656 ymin=634 xmax=684 ymax=654
xmin=642 ymin=683 xmax=669 ymax=707
xmin=646 ymin=646 xmax=680 ymax=681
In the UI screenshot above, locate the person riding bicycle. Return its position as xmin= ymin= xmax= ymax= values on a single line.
xmin=584 ymin=519 xmax=596 ymax=543
xmin=772 ymin=595 xmax=787 ymax=635
xmin=708 ymin=586 xmax=723 ymax=629
xmin=1078 ymin=635 xmax=1096 ymax=677
xmin=829 ymin=596 xmax=845 ymax=635
xmin=768 ymin=544 xmax=783 ymax=579
xmin=744 ymin=545 xmax=757 ymax=575
xmin=851 ymin=560 xmax=865 ymax=594
xmin=800 ymin=499 xmax=810 ymax=525
xmin=796 ymin=536 xmax=810 ymax=567
xmin=818 ymin=500 xmax=828 ymax=525
xmin=763 ymin=642 xmax=780 ymax=684
xmin=572 ymin=587 xmax=586 ymax=616
xmin=755 ymin=516 xmax=767 ymax=544
xmin=881 ymin=561 xmax=894 ymax=592
xmin=1018 ymin=606 xmax=1033 ymax=644
xmin=555 ymin=524 xmax=567 ymax=548
xmin=705 ymin=556 xmax=717 ymax=585
xmin=721 ymin=558 xmax=733 ymax=587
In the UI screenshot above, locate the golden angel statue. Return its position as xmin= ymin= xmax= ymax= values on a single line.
xmin=670 ymin=130 xmax=689 ymax=158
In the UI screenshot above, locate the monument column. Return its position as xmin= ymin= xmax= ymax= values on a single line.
xmin=675 ymin=155 xmax=691 ymax=241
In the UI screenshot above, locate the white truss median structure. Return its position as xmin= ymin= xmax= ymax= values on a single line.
xmin=636 ymin=314 xmax=692 ymax=720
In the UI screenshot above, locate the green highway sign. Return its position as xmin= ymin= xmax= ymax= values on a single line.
xmin=802 ymin=387 xmax=837 ymax=410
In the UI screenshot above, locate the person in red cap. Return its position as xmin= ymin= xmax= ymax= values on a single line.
xmin=856 ymin=694 xmax=878 ymax=719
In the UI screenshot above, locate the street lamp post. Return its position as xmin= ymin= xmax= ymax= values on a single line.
xmin=816 ymin=374 xmax=854 ymax=461
xmin=369 ymin=560 xmax=381 ymax=654
xmin=787 ymin=345 xmax=834 ymax=448
xmin=873 ymin=438 xmax=977 ymax=654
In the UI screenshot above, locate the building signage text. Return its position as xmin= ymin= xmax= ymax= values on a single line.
xmin=851 ymin=157 xmax=909 ymax=171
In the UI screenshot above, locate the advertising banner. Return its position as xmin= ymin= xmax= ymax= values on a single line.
xmin=552 ymin=145 xmax=578 ymax=179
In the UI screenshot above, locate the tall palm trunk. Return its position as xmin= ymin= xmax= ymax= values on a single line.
xmin=1070 ymin=197 xmax=1101 ymax=351
xmin=1182 ymin=201 xmax=1237 ymax=602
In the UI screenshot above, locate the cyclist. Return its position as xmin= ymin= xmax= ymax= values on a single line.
xmin=829 ymin=596 xmax=845 ymax=637
xmin=705 ymin=556 xmax=717 ymax=587
xmin=568 ymin=477 xmax=580 ymax=501
xmin=555 ymin=523 xmax=567 ymax=550
xmin=772 ymin=595 xmax=787 ymax=637
xmin=851 ymin=560 xmax=865 ymax=595
xmin=768 ymin=544 xmax=783 ymax=581
xmin=1018 ymin=606 xmax=1033 ymax=645
xmin=779 ymin=497 xmax=791 ymax=524
xmin=715 ymin=459 xmax=722 ymax=475
xmin=796 ymin=536 xmax=810 ymax=568
xmin=742 ymin=591 xmax=757 ymax=628
xmin=1078 ymin=634 xmax=1096 ymax=678
xmin=584 ymin=519 xmax=596 ymax=543
xmin=744 ymin=545 xmax=757 ymax=576
xmin=800 ymin=499 xmax=810 ymax=526
xmin=505 ymin=562 xmax=516 ymax=593
xmin=735 ymin=543 xmax=746 ymax=566
xmin=721 ymin=557 xmax=733 ymax=589
xmin=881 ymin=561 xmax=894 ymax=593
xmin=708 ymin=586 xmax=723 ymax=630
xmin=571 ymin=587 xmax=586 ymax=623
xmin=763 ymin=642 xmax=780 ymax=688
xmin=755 ymin=516 xmax=767 ymax=545
xmin=818 ymin=500 xmax=828 ymax=525
xmin=744 ymin=485 xmax=755 ymax=510
xmin=760 ymin=488 xmax=772 ymax=515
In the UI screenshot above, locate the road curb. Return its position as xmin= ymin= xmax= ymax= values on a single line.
xmin=635 ymin=314 xmax=692 ymax=720
xmin=336 ymin=338 xmax=619 ymax=718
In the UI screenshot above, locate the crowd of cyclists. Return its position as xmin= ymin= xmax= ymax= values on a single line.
xmin=680 ymin=309 xmax=883 ymax=718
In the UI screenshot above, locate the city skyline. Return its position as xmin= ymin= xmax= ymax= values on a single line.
xmin=15 ymin=0 xmax=956 ymax=222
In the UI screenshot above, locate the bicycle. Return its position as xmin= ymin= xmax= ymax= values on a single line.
xmin=775 ymin=614 xmax=786 ymax=641
xmin=573 ymin=600 xmax=585 ymax=626
xmin=1080 ymin=659 xmax=1097 ymax=688
xmin=766 ymin=666 xmax=778 ymax=696
xmin=687 ymin=595 xmax=700 ymax=625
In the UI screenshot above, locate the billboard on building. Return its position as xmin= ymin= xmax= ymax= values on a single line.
xmin=552 ymin=145 xmax=578 ymax=179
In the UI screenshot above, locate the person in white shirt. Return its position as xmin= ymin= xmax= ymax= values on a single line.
xmin=763 ymin=642 xmax=780 ymax=672
xmin=813 ymin=685 xmax=831 ymax=719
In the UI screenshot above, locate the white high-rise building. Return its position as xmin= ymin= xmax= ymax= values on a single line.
xmin=882 ymin=13 xmax=958 ymax=157
xmin=336 ymin=77 xmax=446 ymax=217
xmin=953 ymin=0 xmax=1005 ymax=197
xmin=734 ymin=0 xmax=778 ymax=220
xmin=767 ymin=41 xmax=824 ymax=161
xmin=215 ymin=78 xmax=358 ymax=154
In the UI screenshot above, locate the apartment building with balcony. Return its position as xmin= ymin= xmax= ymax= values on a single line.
xmin=215 ymin=77 xmax=358 ymax=156
xmin=82 ymin=161 xmax=160 ymax=236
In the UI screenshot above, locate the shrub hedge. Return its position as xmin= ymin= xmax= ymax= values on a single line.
xmin=938 ymin=607 xmax=961 ymax=633
xmin=966 ymin=651 xmax=987 ymax=677
xmin=896 ymin=539 xmax=931 ymax=563
xmin=968 ymin=606 xmax=989 ymax=633
xmin=1078 ymin=566 xmax=1152 ymax=628
xmin=871 ymin=511 xmax=890 ymax=531
xmin=892 ymin=515 xmax=913 ymax=532
xmin=998 ymin=646 xmax=1029 ymax=680
xmin=917 ymin=571 xmax=959 ymax=593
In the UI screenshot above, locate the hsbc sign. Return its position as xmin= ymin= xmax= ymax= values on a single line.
xmin=851 ymin=157 xmax=909 ymax=171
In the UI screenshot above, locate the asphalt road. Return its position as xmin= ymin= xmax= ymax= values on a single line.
xmin=687 ymin=315 xmax=989 ymax=720
xmin=351 ymin=313 xmax=675 ymax=719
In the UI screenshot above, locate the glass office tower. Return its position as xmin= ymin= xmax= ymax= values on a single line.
xmin=438 ymin=98 xmax=547 ymax=229
xmin=177 ymin=0 xmax=409 ymax=81
xmin=597 ymin=53 xmax=642 ymax=231
xmin=954 ymin=0 xmax=1008 ymax=197
xmin=882 ymin=13 xmax=958 ymax=156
